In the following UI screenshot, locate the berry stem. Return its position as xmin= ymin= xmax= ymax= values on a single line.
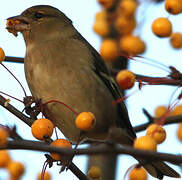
xmin=121 ymin=54 xmax=170 ymax=73
xmin=136 ymin=55 xmax=170 ymax=72
xmin=41 ymin=161 xmax=48 ymax=180
xmin=113 ymin=89 xmax=139 ymax=104
xmin=0 ymin=91 xmax=23 ymax=103
xmin=42 ymin=104 xmax=58 ymax=139
xmin=157 ymin=88 xmax=181 ymax=126
xmin=44 ymin=100 xmax=79 ymax=115
xmin=1 ymin=63 xmax=27 ymax=97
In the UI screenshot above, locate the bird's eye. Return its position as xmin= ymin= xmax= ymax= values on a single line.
xmin=34 ymin=12 xmax=44 ymax=19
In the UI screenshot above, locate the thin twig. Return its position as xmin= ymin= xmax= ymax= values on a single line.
xmin=135 ymin=74 xmax=182 ymax=86
xmin=0 ymin=95 xmax=34 ymax=126
xmin=134 ymin=110 xmax=182 ymax=132
xmin=69 ymin=163 xmax=89 ymax=180
xmin=4 ymin=56 xmax=24 ymax=63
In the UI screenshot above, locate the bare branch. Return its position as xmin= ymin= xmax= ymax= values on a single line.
xmin=4 ymin=56 xmax=24 ymax=63
xmin=135 ymin=74 xmax=182 ymax=86
xmin=5 ymin=140 xmax=182 ymax=165
xmin=0 ymin=95 xmax=33 ymax=126
xmin=134 ymin=110 xmax=182 ymax=132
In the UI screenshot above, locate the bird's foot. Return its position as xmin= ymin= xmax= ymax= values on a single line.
xmin=23 ymin=96 xmax=41 ymax=119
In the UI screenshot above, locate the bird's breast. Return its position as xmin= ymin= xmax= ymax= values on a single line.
xmin=24 ymin=40 xmax=118 ymax=142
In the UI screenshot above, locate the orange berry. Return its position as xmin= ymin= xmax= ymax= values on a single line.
xmin=50 ymin=139 xmax=72 ymax=161
xmin=152 ymin=17 xmax=172 ymax=37
xmin=37 ymin=171 xmax=51 ymax=180
xmin=93 ymin=20 xmax=110 ymax=37
xmin=115 ymin=16 xmax=136 ymax=35
xmin=95 ymin=11 xmax=107 ymax=20
xmin=100 ymin=39 xmax=119 ymax=61
xmin=75 ymin=112 xmax=96 ymax=131
xmin=118 ymin=0 xmax=138 ymax=17
xmin=154 ymin=105 xmax=168 ymax=118
xmin=88 ymin=166 xmax=102 ymax=179
xmin=0 ymin=127 xmax=9 ymax=147
xmin=119 ymin=35 xmax=146 ymax=55
xmin=129 ymin=167 xmax=148 ymax=180
xmin=7 ymin=161 xmax=25 ymax=178
xmin=146 ymin=124 xmax=166 ymax=144
xmin=6 ymin=19 xmax=20 ymax=28
xmin=97 ymin=0 xmax=115 ymax=9
xmin=177 ymin=123 xmax=182 ymax=141
xmin=116 ymin=70 xmax=135 ymax=90
xmin=0 ymin=150 xmax=11 ymax=168
xmin=0 ymin=47 xmax=5 ymax=63
xmin=172 ymin=105 xmax=182 ymax=115
xmin=8 ymin=176 xmax=19 ymax=180
xmin=31 ymin=118 xmax=54 ymax=140
xmin=170 ymin=32 xmax=182 ymax=49
xmin=6 ymin=19 xmax=20 ymax=36
xmin=134 ymin=136 xmax=157 ymax=151
xmin=165 ymin=0 xmax=182 ymax=15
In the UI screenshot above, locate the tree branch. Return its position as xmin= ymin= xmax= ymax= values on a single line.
xmin=134 ymin=109 xmax=182 ymax=132
xmin=5 ymin=140 xmax=182 ymax=165
xmin=69 ymin=163 xmax=89 ymax=180
xmin=135 ymin=74 xmax=182 ymax=86
xmin=110 ymin=68 xmax=182 ymax=86
xmin=1 ymin=93 xmax=182 ymax=133
xmin=5 ymin=56 xmax=24 ymax=63
xmin=0 ymin=95 xmax=34 ymax=126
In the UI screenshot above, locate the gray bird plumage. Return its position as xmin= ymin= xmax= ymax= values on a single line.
xmin=6 ymin=5 xmax=180 ymax=179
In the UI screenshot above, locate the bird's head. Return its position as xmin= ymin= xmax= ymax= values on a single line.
xmin=6 ymin=5 xmax=72 ymax=43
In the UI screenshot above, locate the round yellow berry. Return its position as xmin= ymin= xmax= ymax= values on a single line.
xmin=93 ymin=20 xmax=110 ymax=37
xmin=97 ymin=0 xmax=115 ymax=9
xmin=0 ymin=47 xmax=5 ymax=63
xmin=118 ymin=0 xmax=138 ymax=17
xmin=154 ymin=105 xmax=168 ymax=118
xmin=116 ymin=70 xmax=135 ymax=90
xmin=31 ymin=118 xmax=54 ymax=140
xmin=177 ymin=123 xmax=182 ymax=141
xmin=37 ymin=171 xmax=51 ymax=180
xmin=75 ymin=112 xmax=96 ymax=131
xmin=152 ymin=17 xmax=172 ymax=37
xmin=115 ymin=16 xmax=136 ymax=35
xmin=8 ymin=176 xmax=20 ymax=180
xmin=119 ymin=35 xmax=146 ymax=55
xmin=95 ymin=11 xmax=107 ymax=20
xmin=7 ymin=161 xmax=25 ymax=178
xmin=50 ymin=139 xmax=72 ymax=161
xmin=129 ymin=167 xmax=148 ymax=180
xmin=100 ymin=39 xmax=119 ymax=61
xmin=165 ymin=0 xmax=182 ymax=15
xmin=170 ymin=32 xmax=182 ymax=49
xmin=88 ymin=166 xmax=102 ymax=179
xmin=0 ymin=127 xmax=9 ymax=147
xmin=0 ymin=150 xmax=11 ymax=168
xmin=146 ymin=124 xmax=166 ymax=144
xmin=134 ymin=136 xmax=157 ymax=151
xmin=172 ymin=105 xmax=182 ymax=115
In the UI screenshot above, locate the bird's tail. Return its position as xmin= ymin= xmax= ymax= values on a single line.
xmin=139 ymin=160 xmax=180 ymax=179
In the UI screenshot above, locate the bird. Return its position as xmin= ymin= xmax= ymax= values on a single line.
xmin=6 ymin=5 xmax=180 ymax=179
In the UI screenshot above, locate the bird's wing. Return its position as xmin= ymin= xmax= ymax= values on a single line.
xmin=91 ymin=48 xmax=136 ymax=139
xmin=73 ymin=32 xmax=136 ymax=139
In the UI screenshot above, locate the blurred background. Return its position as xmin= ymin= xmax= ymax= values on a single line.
xmin=0 ymin=0 xmax=182 ymax=179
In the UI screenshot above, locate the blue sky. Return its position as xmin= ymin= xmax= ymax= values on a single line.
xmin=0 ymin=1 xmax=182 ymax=180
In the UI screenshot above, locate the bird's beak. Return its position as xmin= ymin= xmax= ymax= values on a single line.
xmin=6 ymin=15 xmax=31 ymax=37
